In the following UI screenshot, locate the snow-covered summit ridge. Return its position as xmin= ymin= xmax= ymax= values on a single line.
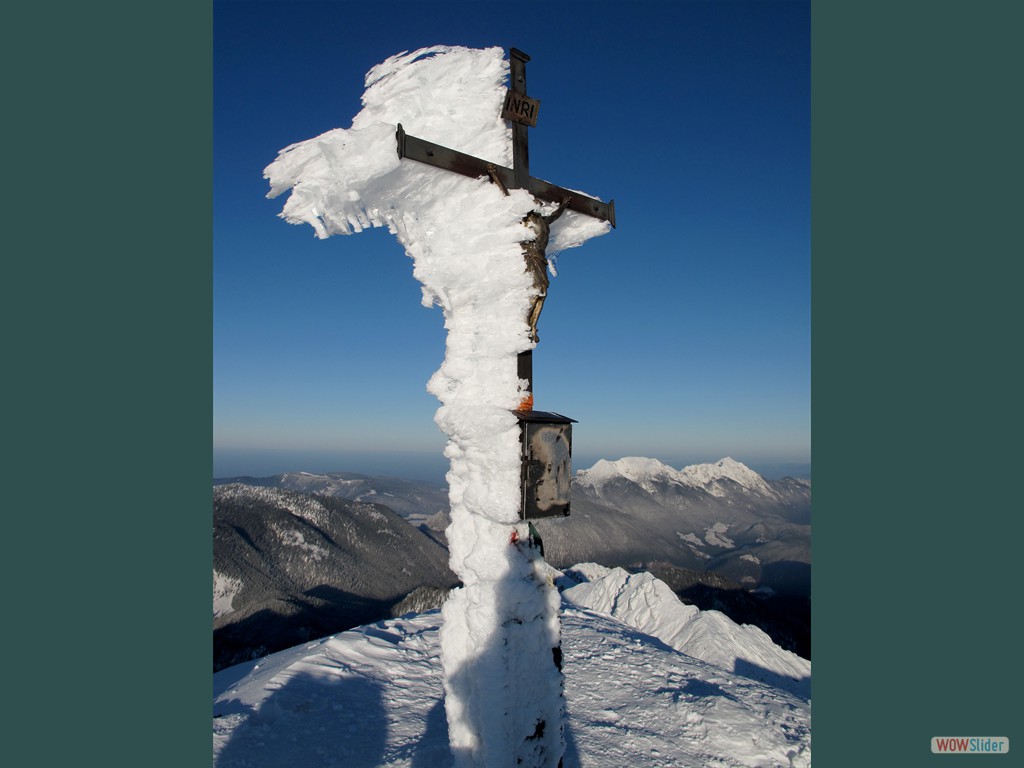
xmin=214 ymin=565 xmax=811 ymax=767
xmin=678 ymin=457 xmax=777 ymax=497
xmin=560 ymin=563 xmax=810 ymax=699
xmin=579 ymin=456 xmax=677 ymax=487
xmin=576 ymin=456 xmax=779 ymax=498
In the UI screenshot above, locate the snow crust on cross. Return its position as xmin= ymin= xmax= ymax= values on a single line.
xmin=264 ymin=45 xmax=609 ymax=768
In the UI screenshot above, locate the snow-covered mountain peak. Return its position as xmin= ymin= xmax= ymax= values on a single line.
xmin=576 ymin=455 xmax=778 ymax=498
xmin=577 ymin=456 xmax=679 ymax=488
xmin=575 ymin=456 xmax=692 ymax=494
xmin=678 ymin=457 xmax=777 ymax=498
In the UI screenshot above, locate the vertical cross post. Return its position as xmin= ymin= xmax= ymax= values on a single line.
xmin=510 ymin=48 xmax=531 ymax=190
xmin=510 ymin=47 xmax=535 ymax=407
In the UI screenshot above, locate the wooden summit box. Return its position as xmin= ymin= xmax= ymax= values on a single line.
xmin=514 ymin=410 xmax=576 ymax=520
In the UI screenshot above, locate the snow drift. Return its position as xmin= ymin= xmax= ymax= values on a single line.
xmin=560 ymin=563 xmax=810 ymax=699
xmin=213 ymin=566 xmax=812 ymax=767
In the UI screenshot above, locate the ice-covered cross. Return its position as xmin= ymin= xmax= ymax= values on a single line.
xmin=264 ymin=45 xmax=613 ymax=768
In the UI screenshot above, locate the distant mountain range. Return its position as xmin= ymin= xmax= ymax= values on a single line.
xmin=213 ymin=457 xmax=810 ymax=667
xmin=213 ymin=471 xmax=449 ymax=527
xmin=214 ymin=458 xmax=810 ymax=589
xmin=213 ymin=484 xmax=456 ymax=671
xmin=408 ymin=457 xmax=810 ymax=595
xmin=553 ymin=457 xmax=810 ymax=593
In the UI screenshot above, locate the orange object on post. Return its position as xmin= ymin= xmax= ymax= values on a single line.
xmin=517 ymin=350 xmax=533 ymax=411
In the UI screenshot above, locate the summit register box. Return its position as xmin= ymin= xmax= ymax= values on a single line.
xmin=514 ymin=410 xmax=577 ymax=520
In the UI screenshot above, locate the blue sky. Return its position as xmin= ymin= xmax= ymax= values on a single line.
xmin=213 ymin=0 xmax=810 ymax=482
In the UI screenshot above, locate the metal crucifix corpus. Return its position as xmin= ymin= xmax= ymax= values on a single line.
xmin=396 ymin=48 xmax=615 ymax=409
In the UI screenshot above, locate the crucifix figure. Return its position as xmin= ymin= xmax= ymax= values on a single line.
xmin=488 ymin=164 xmax=571 ymax=342
xmin=486 ymin=163 xmax=571 ymax=343
xmin=522 ymin=197 xmax=570 ymax=342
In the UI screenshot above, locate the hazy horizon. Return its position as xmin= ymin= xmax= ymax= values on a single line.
xmin=212 ymin=447 xmax=811 ymax=484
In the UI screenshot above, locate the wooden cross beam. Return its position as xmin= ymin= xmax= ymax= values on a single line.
xmin=395 ymin=49 xmax=616 ymax=227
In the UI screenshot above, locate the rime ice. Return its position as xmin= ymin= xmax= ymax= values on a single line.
xmin=264 ymin=46 xmax=609 ymax=767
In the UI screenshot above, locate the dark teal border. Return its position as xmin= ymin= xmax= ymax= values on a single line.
xmin=814 ymin=1 xmax=1020 ymax=764
xmin=6 ymin=2 xmax=212 ymax=765
xmin=9 ymin=1 xmax=1021 ymax=765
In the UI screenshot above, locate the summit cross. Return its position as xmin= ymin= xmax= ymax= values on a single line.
xmin=265 ymin=45 xmax=616 ymax=768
